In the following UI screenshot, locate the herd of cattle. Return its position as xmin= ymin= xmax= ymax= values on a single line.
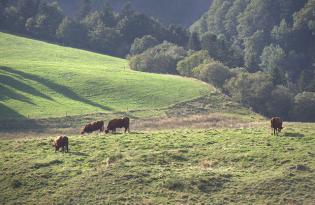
xmin=52 ymin=117 xmax=130 ymax=153
xmin=51 ymin=116 xmax=283 ymax=153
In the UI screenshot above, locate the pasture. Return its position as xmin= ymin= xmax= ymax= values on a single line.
xmin=0 ymin=32 xmax=211 ymax=120
xmin=1 ymin=32 xmax=314 ymax=204
xmin=1 ymin=123 xmax=314 ymax=204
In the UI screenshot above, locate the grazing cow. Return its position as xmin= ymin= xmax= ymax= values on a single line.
xmin=81 ymin=120 xmax=104 ymax=134
xmin=52 ymin=135 xmax=69 ymax=153
xmin=105 ymin=117 xmax=130 ymax=133
xmin=271 ymin=117 xmax=283 ymax=135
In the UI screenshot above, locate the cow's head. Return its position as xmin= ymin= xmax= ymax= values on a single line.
xmin=80 ymin=130 xmax=85 ymax=135
xmin=279 ymin=126 xmax=284 ymax=132
xmin=50 ymin=139 xmax=56 ymax=147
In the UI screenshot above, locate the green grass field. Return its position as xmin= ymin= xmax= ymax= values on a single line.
xmin=0 ymin=32 xmax=212 ymax=120
xmin=1 ymin=33 xmax=313 ymax=205
xmin=0 ymin=124 xmax=314 ymax=204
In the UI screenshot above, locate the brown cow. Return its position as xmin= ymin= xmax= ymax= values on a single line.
xmin=81 ymin=120 xmax=104 ymax=134
xmin=271 ymin=117 xmax=283 ymax=135
xmin=52 ymin=135 xmax=69 ymax=153
xmin=105 ymin=117 xmax=130 ymax=133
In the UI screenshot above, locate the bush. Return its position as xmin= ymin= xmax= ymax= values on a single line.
xmin=196 ymin=61 xmax=232 ymax=88
xmin=224 ymin=72 xmax=273 ymax=114
xmin=292 ymin=92 xmax=315 ymax=121
xmin=129 ymin=41 xmax=187 ymax=74
xmin=266 ymin=85 xmax=294 ymax=119
xmin=130 ymin=35 xmax=159 ymax=56
xmin=176 ymin=50 xmax=211 ymax=77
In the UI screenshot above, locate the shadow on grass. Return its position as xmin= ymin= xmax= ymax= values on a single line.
xmin=0 ymin=84 xmax=35 ymax=105
xmin=70 ymin=152 xmax=89 ymax=157
xmin=284 ymin=132 xmax=305 ymax=138
xmin=0 ymin=66 xmax=112 ymax=111
xmin=0 ymin=103 xmax=45 ymax=132
xmin=0 ymin=74 xmax=54 ymax=101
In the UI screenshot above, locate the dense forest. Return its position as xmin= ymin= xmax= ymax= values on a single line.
xmin=0 ymin=0 xmax=191 ymax=57
xmin=130 ymin=0 xmax=315 ymax=121
xmin=58 ymin=0 xmax=212 ymax=26
xmin=1 ymin=0 xmax=315 ymax=121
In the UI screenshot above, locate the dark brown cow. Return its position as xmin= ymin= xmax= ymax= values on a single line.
xmin=271 ymin=117 xmax=283 ymax=135
xmin=81 ymin=120 xmax=104 ymax=134
xmin=105 ymin=117 xmax=130 ymax=133
xmin=52 ymin=135 xmax=69 ymax=153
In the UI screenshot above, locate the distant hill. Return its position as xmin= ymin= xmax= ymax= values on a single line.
xmin=58 ymin=0 xmax=213 ymax=26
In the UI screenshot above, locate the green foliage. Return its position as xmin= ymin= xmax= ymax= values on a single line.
xmin=129 ymin=42 xmax=187 ymax=74
xmin=176 ymin=50 xmax=211 ymax=77
xmin=260 ymin=44 xmax=286 ymax=73
xmin=197 ymin=61 xmax=232 ymax=88
xmin=130 ymin=35 xmax=159 ymax=56
xmin=75 ymin=0 xmax=91 ymax=20
xmin=56 ymin=17 xmax=87 ymax=47
xmin=244 ymin=30 xmax=269 ymax=71
xmin=293 ymin=92 xmax=315 ymax=121
xmin=25 ymin=2 xmax=64 ymax=40
xmin=266 ymin=86 xmax=294 ymax=119
xmin=224 ymin=72 xmax=273 ymax=114
xmin=187 ymin=32 xmax=201 ymax=51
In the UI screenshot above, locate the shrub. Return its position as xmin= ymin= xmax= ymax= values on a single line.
xmin=129 ymin=41 xmax=187 ymax=74
xmin=130 ymin=35 xmax=159 ymax=56
xmin=292 ymin=92 xmax=315 ymax=121
xmin=266 ymin=85 xmax=294 ymax=119
xmin=176 ymin=50 xmax=211 ymax=77
xmin=196 ymin=61 xmax=232 ymax=88
xmin=224 ymin=72 xmax=274 ymax=114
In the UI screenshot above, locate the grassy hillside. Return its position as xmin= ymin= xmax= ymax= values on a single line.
xmin=0 ymin=32 xmax=212 ymax=120
xmin=1 ymin=124 xmax=314 ymax=204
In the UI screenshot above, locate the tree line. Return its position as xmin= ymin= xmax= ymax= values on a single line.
xmin=0 ymin=0 xmax=190 ymax=57
xmin=129 ymin=0 xmax=315 ymax=121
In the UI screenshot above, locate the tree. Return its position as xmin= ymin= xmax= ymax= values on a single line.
xmin=293 ymin=91 xmax=315 ymax=121
xmin=87 ymin=25 xmax=122 ymax=55
xmin=187 ymin=32 xmax=201 ymax=51
xmin=259 ymin=44 xmax=286 ymax=85
xmin=76 ymin=0 xmax=91 ymax=21
xmin=16 ymin=0 xmax=39 ymax=20
xmin=129 ymin=42 xmax=187 ymax=74
xmin=266 ymin=86 xmax=294 ymax=119
xmin=165 ymin=24 xmax=189 ymax=47
xmin=224 ymin=72 xmax=273 ymax=114
xmin=130 ymin=35 xmax=159 ymax=56
xmin=99 ymin=2 xmax=116 ymax=27
xmin=176 ymin=50 xmax=211 ymax=77
xmin=200 ymin=32 xmax=227 ymax=61
xmin=244 ymin=30 xmax=269 ymax=71
xmin=27 ymin=1 xmax=64 ymax=40
xmin=198 ymin=61 xmax=232 ymax=88
xmin=237 ymin=0 xmax=281 ymax=38
xmin=56 ymin=17 xmax=87 ymax=47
